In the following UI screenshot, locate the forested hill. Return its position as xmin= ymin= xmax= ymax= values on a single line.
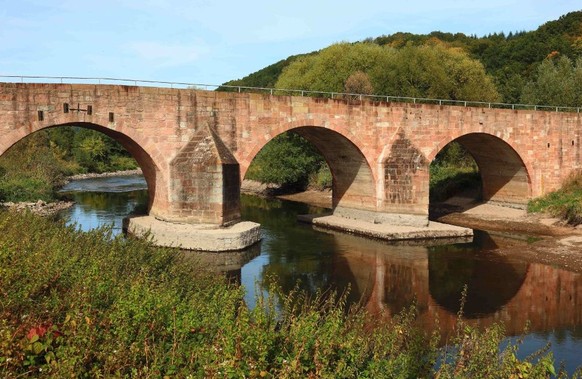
xmin=223 ymin=11 xmax=582 ymax=104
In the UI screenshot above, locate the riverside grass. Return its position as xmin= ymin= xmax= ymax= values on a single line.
xmin=528 ymin=170 xmax=582 ymax=226
xmin=0 ymin=212 xmax=560 ymax=378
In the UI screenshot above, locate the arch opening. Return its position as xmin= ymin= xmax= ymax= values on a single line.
xmin=243 ymin=127 xmax=376 ymax=213
xmin=429 ymin=133 xmax=531 ymax=216
xmin=0 ymin=123 xmax=158 ymax=214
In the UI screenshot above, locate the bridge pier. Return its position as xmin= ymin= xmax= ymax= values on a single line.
xmin=125 ymin=216 xmax=261 ymax=251
xmin=127 ymin=126 xmax=262 ymax=251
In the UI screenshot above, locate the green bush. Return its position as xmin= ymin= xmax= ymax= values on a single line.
xmin=308 ymin=165 xmax=332 ymax=190
xmin=0 ymin=177 xmax=55 ymax=202
xmin=528 ymin=170 xmax=582 ymax=225
xmin=0 ymin=212 xmax=561 ymax=378
xmin=246 ymin=132 xmax=325 ymax=190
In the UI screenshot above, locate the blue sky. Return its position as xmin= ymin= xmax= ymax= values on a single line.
xmin=0 ymin=1 xmax=580 ymax=85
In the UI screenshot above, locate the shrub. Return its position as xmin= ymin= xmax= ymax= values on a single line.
xmin=528 ymin=170 xmax=582 ymax=225
xmin=0 ymin=212 xmax=560 ymax=377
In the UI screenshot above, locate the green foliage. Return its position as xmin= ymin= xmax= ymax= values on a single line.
xmin=0 ymin=127 xmax=138 ymax=202
xmin=528 ymin=170 xmax=582 ymax=225
xmin=308 ymin=165 xmax=332 ymax=191
xmin=0 ymin=212 xmax=560 ymax=378
xmin=430 ymin=142 xmax=481 ymax=202
xmin=230 ymin=11 xmax=582 ymax=104
xmin=222 ymin=53 xmax=315 ymax=89
xmin=0 ymin=131 xmax=69 ymax=202
xmin=275 ymin=42 xmax=500 ymax=101
xmin=245 ymin=132 xmax=326 ymax=190
xmin=521 ymin=55 xmax=582 ymax=107
xmin=276 ymin=43 xmax=389 ymax=95
xmin=373 ymin=43 xmax=501 ymax=101
xmin=71 ymin=128 xmax=138 ymax=173
xmin=435 ymin=323 xmax=556 ymax=378
xmin=344 ymin=71 xmax=374 ymax=96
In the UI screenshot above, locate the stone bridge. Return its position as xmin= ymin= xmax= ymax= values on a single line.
xmin=1 ymin=82 xmax=580 ymax=248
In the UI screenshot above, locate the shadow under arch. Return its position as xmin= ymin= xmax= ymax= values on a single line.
xmin=290 ymin=126 xmax=377 ymax=211
xmin=433 ymin=133 xmax=531 ymax=206
xmin=4 ymin=122 xmax=159 ymax=213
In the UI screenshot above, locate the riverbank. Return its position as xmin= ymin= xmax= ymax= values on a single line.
xmin=1 ymin=170 xmax=144 ymax=216
xmin=66 ymin=168 xmax=143 ymax=181
xmin=0 ymin=199 xmax=74 ymax=216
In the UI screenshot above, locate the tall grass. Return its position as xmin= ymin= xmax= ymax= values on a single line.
xmin=528 ymin=170 xmax=582 ymax=225
xmin=0 ymin=212 xmax=561 ymax=378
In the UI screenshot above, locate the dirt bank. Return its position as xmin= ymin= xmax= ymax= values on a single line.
xmin=0 ymin=199 xmax=74 ymax=216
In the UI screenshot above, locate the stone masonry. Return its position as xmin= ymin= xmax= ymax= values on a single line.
xmin=0 ymin=82 xmax=580 ymax=228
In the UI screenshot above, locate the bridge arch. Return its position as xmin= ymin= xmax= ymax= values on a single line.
xmin=429 ymin=132 xmax=532 ymax=206
xmin=0 ymin=122 xmax=161 ymax=213
xmin=243 ymin=126 xmax=377 ymax=212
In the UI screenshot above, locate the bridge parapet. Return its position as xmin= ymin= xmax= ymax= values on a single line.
xmin=1 ymin=80 xmax=580 ymax=249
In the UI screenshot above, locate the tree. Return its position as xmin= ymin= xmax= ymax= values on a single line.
xmin=275 ymin=42 xmax=389 ymax=94
xmin=245 ymin=132 xmax=324 ymax=189
xmin=344 ymin=71 xmax=374 ymax=97
xmin=521 ymin=55 xmax=582 ymax=107
xmin=276 ymin=41 xmax=500 ymax=102
xmin=370 ymin=43 xmax=500 ymax=101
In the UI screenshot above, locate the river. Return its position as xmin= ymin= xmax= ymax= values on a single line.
xmin=59 ymin=174 xmax=582 ymax=374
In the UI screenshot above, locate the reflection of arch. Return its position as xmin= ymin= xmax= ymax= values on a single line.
xmin=245 ymin=126 xmax=377 ymax=211
xmin=430 ymin=133 xmax=531 ymax=206
xmin=1 ymin=123 xmax=159 ymax=212
xmin=428 ymin=238 xmax=529 ymax=318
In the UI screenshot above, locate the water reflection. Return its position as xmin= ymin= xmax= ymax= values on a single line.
xmin=60 ymin=190 xmax=148 ymax=233
xmin=428 ymin=232 xmax=529 ymax=318
xmin=60 ymin=180 xmax=582 ymax=372
xmin=59 ymin=174 xmax=148 ymax=233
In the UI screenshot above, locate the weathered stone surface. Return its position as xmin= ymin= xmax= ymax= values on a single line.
xmin=298 ymin=214 xmax=473 ymax=242
xmin=0 ymin=82 xmax=580 ymax=235
xmin=126 ymin=215 xmax=261 ymax=251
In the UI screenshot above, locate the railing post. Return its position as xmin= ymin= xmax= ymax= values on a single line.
xmin=2 ymin=76 xmax=576 ymax=115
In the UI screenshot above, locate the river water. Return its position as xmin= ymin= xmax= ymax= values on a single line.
xmin=59 ymin=174 xmax=582 ymax=373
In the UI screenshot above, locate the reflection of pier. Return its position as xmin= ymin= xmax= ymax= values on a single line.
xmin=181 ymin=243 xmax=261 ymax=284
xmin=329 ymin=231 xmax=582 ymax=338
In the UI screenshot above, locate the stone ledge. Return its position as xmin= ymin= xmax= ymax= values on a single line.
xmin=333 ymin=207 xmax=430 ymax=227
xmin=298 ymin=214 xmax=473 ymax=242
xmin=125 ymin=216 xmax=261 ymax=251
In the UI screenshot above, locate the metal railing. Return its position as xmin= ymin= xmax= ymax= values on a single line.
xmin=1 ymin=75 xmax=580 ymax=113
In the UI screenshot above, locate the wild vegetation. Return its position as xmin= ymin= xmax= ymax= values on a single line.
xmin=528 ymin=170 xmax=582 ymax=226
xmin=0 ymin=127 xmax=137 ymax=203
xmin=0 ymin=211 xmax=564 ymax=378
